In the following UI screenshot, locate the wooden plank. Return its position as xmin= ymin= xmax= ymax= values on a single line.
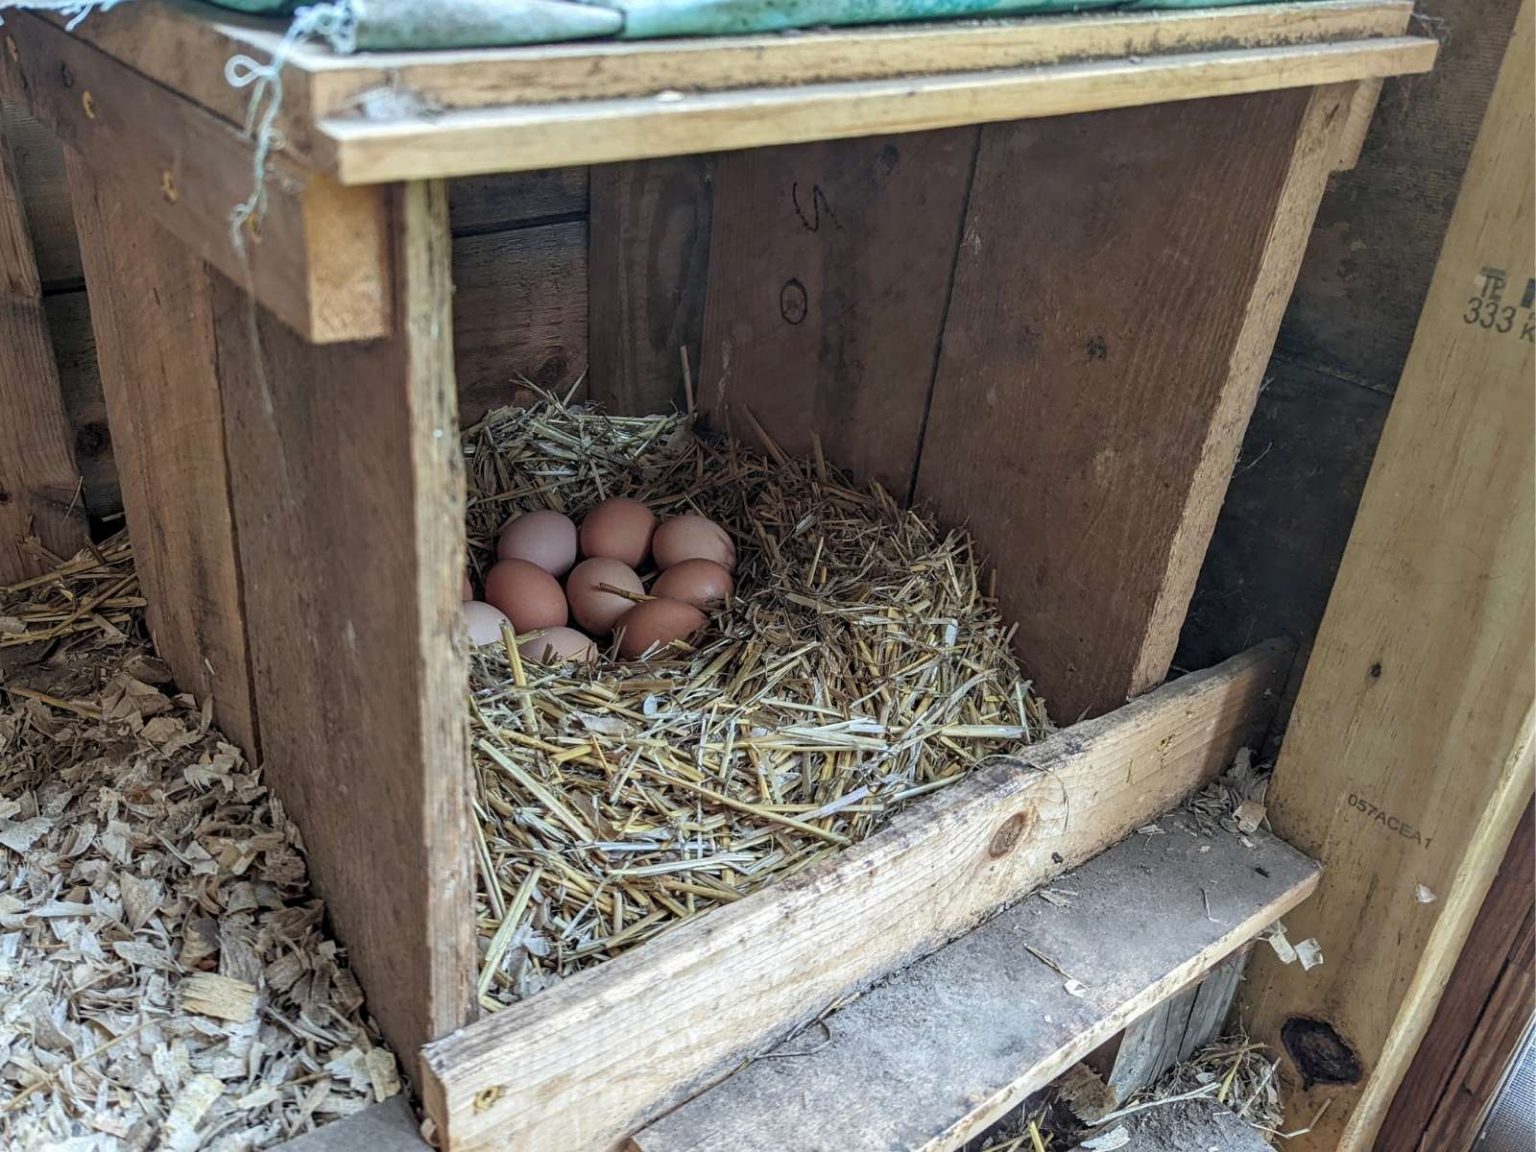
xmin=275 ymin=1097 xmax=428 ymax=1152
xmin=65 ymin=155 xmax=257 ymax=757
xmin=1333 ymin=76 xmax=1383 ymax=170
xmin=41 ymin=289 xmax=118 ymax=522
xmin=1242 ymin=9 xmax=1536 ymax=1148
xmin=452 ymin=221 xmax=587 ymax=423
xmin=633 ymin=817 xmax=1318 ymax=1152
xmin=211 ymin=181 xmax=475 ymax=1068
xmin=1 ymin=99 xmax=79 ymax=286
xmin=915 ymin=86 xmax=1352 ymax=722
xmin=51 ymin=2 xmax=1415 ymax=160
xmin=588 ymin=157 xmax=715 ymax=417
xmin=1107 ymin=948 xmax=1249 ymax=1105
xmin=421 ymin=640 xmax=1293 ymax=1152
xmin=1376 ymin=803 xmax=1535 ymax=1150
xmin=315 ymin=38 xmax=1434 ymax=183
xmin=2 ymin=14 xmax=392 ymax=344
xmin=696 ymin=130 xmax=975 ymax=496
xmin=0 ymin=107 xmax=84 ymax=580
xmin=448 ymin=167 xmax=587 ymax=235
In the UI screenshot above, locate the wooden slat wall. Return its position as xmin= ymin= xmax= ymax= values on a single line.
xmin=588 ymin=157 xmax=715 ymax=417
xmin=0 ymin=102 xmax=84 ymax=579
xmin=694 ymin=131 xmax=976 ymax=498
xmin=448 ymin=170 xmax=590 ymax=423
xmin=3 ymin=99 xmax=112 ymax=535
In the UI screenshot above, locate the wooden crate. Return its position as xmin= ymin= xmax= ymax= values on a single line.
xmin=0 ymin=5 xmax=1435 ymax=1150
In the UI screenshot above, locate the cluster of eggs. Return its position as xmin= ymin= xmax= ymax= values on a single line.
xmin=463 ymin=498 xmax=735 ymax=665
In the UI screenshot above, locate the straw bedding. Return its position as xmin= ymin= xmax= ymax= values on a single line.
xmin=464 ymin=398 xmax=1051 ymax=1011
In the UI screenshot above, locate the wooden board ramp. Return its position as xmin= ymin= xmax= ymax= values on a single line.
xmin=420 ymin=640 xmax=1291 ymax=1152
xmin=633 ymin=812 xmax=1318 ymax=1152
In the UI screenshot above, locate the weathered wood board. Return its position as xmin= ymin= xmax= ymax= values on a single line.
xmin=452 ymin=221 xmax=588 ymax=421
xmin=44 ymin=2 xmax=1420 ymax=164
xmin=314 ymin=38 xmax=1433 ymax=183
xmin=3 ymin=14 xmax=392 ymax=343
xmin=633 ymin=816 xmax=1317 ymax=1152
xmin=1177 ymin=0 xmax=1523 ymax=701
xmin=1376 ymin=803 xmax=1535 ymax=1150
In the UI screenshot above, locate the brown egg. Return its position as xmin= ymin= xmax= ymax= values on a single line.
xmin=484 ymin=559 xmax=568 ymax=633
xmin=461 ymin=572 xmax=474 ymax=601
xmin=653 ymin=515 xmax=736 ymax=572
xmin=651 ymin=558 xmax=733 ymax=609
xmin=497 ymin=510 xmax=578 ymax=576
xmin=565 ymin=558 xmax=644 ymax=635
xmin=518 ymin=626 xmax=598 ymax=665
xmin=616 ymin=598 xmax=708 ymax=660
xmin=580 ymin=498 xmax=656 ymax=568
xmin=463 ymin=601 xmax=511 ymax=647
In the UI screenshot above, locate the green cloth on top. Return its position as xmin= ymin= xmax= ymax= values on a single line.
xmin=202 ymin=0 xmax=1312 ymax=48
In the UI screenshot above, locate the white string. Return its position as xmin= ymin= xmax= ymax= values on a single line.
xmin=0 ymin=0 xmax=132 ymax=29
xmin=222 ymin=1 xmax=357 ymax=252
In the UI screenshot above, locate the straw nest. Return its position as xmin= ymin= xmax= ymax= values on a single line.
xmin=0 ymin=539 xmax=400 ymax=1150
xmin=464 ymin=397 xmax=1051 ymax=1010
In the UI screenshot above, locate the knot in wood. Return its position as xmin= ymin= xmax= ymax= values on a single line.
xmin=987 ymin=807 xmax=1036 ymax=858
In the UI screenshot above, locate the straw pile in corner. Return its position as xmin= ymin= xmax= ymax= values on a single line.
xmin=464 ymin=398 xmax=1051 ymax=1011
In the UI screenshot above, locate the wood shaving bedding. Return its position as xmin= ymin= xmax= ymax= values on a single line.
xmin=1 ymin=540 xmax=400 ymax=1151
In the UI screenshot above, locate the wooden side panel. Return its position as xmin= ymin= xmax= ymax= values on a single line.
xmin=1243 ymin=11 xmax=1535 ymax=1148
xmin=588 ymin=157 xmax=715 ymax=417
xmin=915 ymin=87 xmax=1349 ymax=722
xmin=64 ymin=155 xmax=255 ymax=752
xmin=696 ymin=132 xmax=976 ymax=496
xmin=452 ymin=221 xmax=588 ymax=422
xmin=422 ymin=642 xmax=1292 ymax=1152
xmin=212 ymin=182 xmax=475 ymax=1064
xmin=0 ymin=111 xmax=83 ymax=579
xmin=1376 ymin=803 xmax=1535 ymax=1151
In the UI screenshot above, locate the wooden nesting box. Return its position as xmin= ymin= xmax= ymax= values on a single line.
xmin=0 ymin=4 xmax=1435 ymax=1150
